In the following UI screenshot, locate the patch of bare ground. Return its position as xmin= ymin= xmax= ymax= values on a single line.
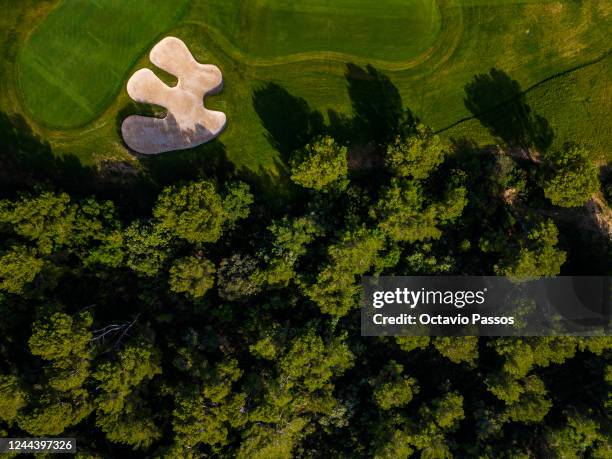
xmin=487 ymin=145 xmax=541 ymax=164
xmin=586 ymin=193 xmax=612 ymax=237
xmin=501 ymin=187 xmax=518 ymax=205
xmin=537 ymin=193 xmax=612 ymax=240
xmin=493 ymin=145 xmax=610 ymax=239
xmin=97 ymin=160 xmax=141 ymax=182
xmin=347 ymin=142 xmax=385 ymax=170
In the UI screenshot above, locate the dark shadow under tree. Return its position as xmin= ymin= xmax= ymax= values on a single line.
xmin=344 ymin=63 xmax=415 ymax=144
xmin=0 ymin=112 xmax=95 ymax=197
xmin=252 ymin=82 xmax=325 ymax=158
xmin=464 ymin=68 xmax=554 ymax=153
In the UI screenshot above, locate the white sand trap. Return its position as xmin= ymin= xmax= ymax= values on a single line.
xmin=121 ymin=37 xmax=226 ymax=155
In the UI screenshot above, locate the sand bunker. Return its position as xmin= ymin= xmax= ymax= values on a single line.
xmin=121 ymin=37 xmax=226 ymax=154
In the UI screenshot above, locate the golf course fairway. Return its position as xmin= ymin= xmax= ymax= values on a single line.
xmin=200 ymin=0 xmax=442 ymax=61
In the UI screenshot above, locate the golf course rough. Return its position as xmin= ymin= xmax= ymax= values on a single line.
xmin=122 ymin=37 xmax=226 ymax=155
xmin=17 ymin=0 xmax=190 ymax=129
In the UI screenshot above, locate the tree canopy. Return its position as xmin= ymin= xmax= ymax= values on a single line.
xmin=0 ymin=108 xmax=609 ymax=458
xmin=541 ymin=143 xmax=599 ymax=207
xmin=290 ymin=136 xmax=348 ymax=190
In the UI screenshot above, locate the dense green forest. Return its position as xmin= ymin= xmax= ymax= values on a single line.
xmin=0 ymin=65 xmax=611 ymax=457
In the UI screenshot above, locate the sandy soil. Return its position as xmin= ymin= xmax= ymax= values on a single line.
xmin=587 ymin=194 xmax=612 ymax=237
xmin=121 ymin=37 xmax=226 ymax=154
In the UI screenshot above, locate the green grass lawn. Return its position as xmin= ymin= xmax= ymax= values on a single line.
xmin=200 ymin=0 xmax=441 ymax=61
xmin=1 ymin=0 xmax=610 ymax=185
xmin=443 ymin=51 xmax=612 ymax=163
xmin=17 ymin=0 xmax=189 ymax=129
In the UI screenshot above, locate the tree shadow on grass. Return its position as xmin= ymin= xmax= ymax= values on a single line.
xmin=249 ymin=65 xmax=419 ymax=199
xmin=253 ymin=64 xmax=416 ymax=156
xmin=139 ymin=138 xmax=235 ymax=186
xmin=0 ymin=112 xmax=95 ymax=196
xmin=464 ymin=68 xmax=554 ymax=152
xmin=252 ymin=82 xmax=325 ymax=159
xmin=601 ymin=165 xmax=612 ymax=207
xmin=0 ymin=110 xmax=280 ymax=217
xmin=0 ymin=111 xmax=185 ymax=216
xmin=136 ymin=138 xmax=237 ymax=213
xmin=344 ymin=63 xmax=416 ymax=144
